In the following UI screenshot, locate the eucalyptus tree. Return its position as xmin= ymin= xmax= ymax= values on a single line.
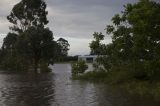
xmin=7 ymin=0 xmax=48 ymax=33
xmin=16 ymin=26 xmax=55 ymax=71
xmin=1 ymin=0 xmax=60 ymax=72
xmin=57 ymin=38 xmax=70 ymax=56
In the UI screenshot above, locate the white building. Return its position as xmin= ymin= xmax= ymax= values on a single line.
xmin=78 ymin=55 xmax=98 ymax=63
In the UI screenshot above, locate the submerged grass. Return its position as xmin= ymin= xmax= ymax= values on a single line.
xmin=72 ymin=71 xmax=108 ymax=82
xmin=73 ymin=70 xmax=160 ymax=99
xmin=118 ymin=80 xmax=160 ymax=101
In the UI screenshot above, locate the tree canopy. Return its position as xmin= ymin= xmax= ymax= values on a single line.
xmin=57 ymin=38 xmax=70 ymax=56
xmin=7 ymin=0 xmax=48 ymax=33
xmin=91 ymin=0 xmax=160 ymax=80
xmin=0 ymin=0 xmax=70 ymax=72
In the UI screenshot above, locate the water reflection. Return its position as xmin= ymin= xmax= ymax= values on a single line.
xmin=0 ymin=72 xmax=56 ymax=106
xmin=0 ymin=64 xmax=159 ymax=106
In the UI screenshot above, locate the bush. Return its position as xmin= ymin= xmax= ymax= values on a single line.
xmin=106 ymin=66 xmax=133 ymax=84
xmin=71 ymin=59 xmax=88 ymax=77
xmin=39 ymin=61 xmax=51 ymax=72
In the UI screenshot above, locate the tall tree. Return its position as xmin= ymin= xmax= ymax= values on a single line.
xmin=91 ymin=0 xmax=160 ymax=80
xmin=7 ymin=0 xmax=48 ymax=33
xmin=16 ymin=26 xmax=55 ymax=71
xmin=1 ymin=0 xmax=62 ymax=72
xmin=57 ymin=38 xmax=70 ymax=57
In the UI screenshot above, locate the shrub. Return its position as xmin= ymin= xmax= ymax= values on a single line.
xmin=39 ymin=61 xmax=51 ymax=72
xmin=71 ymin=59 xmax=88 ymax=76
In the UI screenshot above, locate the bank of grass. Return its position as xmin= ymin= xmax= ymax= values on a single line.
xmin=73 ymin=70 xmax=160 ymax=99
xmin=118 ymin=80 xmax=160 ymax=101
xmin=72 ymin=71 xmax=108 ymax=82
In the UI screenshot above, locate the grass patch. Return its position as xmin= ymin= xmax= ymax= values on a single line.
xmin=72 ymin=70 xmax=108 ymax=82
xmin=72 ymin=69 xmax=160 ymax=99
xmin=116 ymin=80 xmax=160 ymax=101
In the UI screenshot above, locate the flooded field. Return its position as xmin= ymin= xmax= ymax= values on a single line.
xmin=0 ymin=63 xmax=159 ymax=106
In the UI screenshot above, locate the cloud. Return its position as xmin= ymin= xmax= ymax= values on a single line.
xmin=0 ymin=0 xmax=20 ymax=33
xmin=0 ymin=0 xmax=137 ymax=55
xmin=46 ymin=0 xmax=137 ymax=39
xmin=47 ymin=1 xmax=114 ymax=38
xmin=54 ymin=36 xmax=112 ymax=55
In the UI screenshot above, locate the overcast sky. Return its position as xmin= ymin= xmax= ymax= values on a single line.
xmin=0 ymin=0 xmax=137 ymax=55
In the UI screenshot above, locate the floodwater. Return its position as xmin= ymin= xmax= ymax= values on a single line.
xmin=0 ymin=63 xmax=159 ymax=106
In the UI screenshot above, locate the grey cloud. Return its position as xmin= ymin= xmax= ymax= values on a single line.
xmin=46 ymin=0 xmax=137 ymax=39
xmin=47 ymin=0 xmax=137 ymax=8
xmin=0 ymin=0 xmax=137 ymax=55
xmin=0 ymin=0 xmax=137 ymax=38
xmin=0 ymin=0 xmax=20 ymax=33
xmin=0 ymin=0 xmax=20 ymax=16
xmin=0 ymin=19 xmax=10 ymax=34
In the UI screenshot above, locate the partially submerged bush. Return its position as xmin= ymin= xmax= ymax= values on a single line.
xmin=71 ymin=59 xmax=88 ymax=77
xmin=39 ymin=61 xmax=51 ymax=72
xmin=77 ymin=70 xmax=108 ymax=81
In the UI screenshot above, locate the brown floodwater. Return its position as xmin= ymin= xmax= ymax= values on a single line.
xmin=0 ymin=63 xmax=159 ymax=106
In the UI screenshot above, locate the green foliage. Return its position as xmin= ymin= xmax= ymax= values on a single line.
xmin=2 ymin=33 xmax=17 ymax=49
xmin=0 ymin=0 xmax=70 ymax=72
xmin=75 ymin=71 xmax=108 ymax=82
xmin=57 ymin=38 xmax=70 ymax=56
xmin=0 ymin=51 xmax=30 ymax=71
xmin=15 ymin=26 xmax=55 ymax=71
xmin=71 ymin=59 xmax=88 ymax=77
xmin=90 ymin=0 xmax=160 ymax=82
xmin=7 ymin=0 xmax=48 ymax=33
xmin=79 ymin=1 xmax=160 ymax=98
xmin=56 ymin=38 xmax=70 ymax=61
xmin=78 ymin=0 xmax=160 ymax=98
xmin=89 ymin=32 xmax=105 ymax=55
xmin=39 ymin=61 xmax=51 ymax=72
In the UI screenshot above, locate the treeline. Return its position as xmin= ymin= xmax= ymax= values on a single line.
xmin=0 ymin=0 xmax=69 ymax=72
xmin=56 ymin=56 xmax=78 ymax=63
xmin=89 ymin=0 xmax=160 ymax=82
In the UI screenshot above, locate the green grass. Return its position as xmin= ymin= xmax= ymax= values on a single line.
xmin=72 ymin=69 xmax=160 ymax=99
xmin=72 ymin=70 xmax=108 ymax=82
xmin=115 ymin=80 xmax=160 ymax=101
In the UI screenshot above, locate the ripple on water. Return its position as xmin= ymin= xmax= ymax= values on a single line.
xmin=0 ymin=64 xmax=159 ymax=106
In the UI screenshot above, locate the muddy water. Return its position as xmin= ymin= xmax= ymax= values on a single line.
xmin=0 ymin=63 xmax=159 ymax=106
